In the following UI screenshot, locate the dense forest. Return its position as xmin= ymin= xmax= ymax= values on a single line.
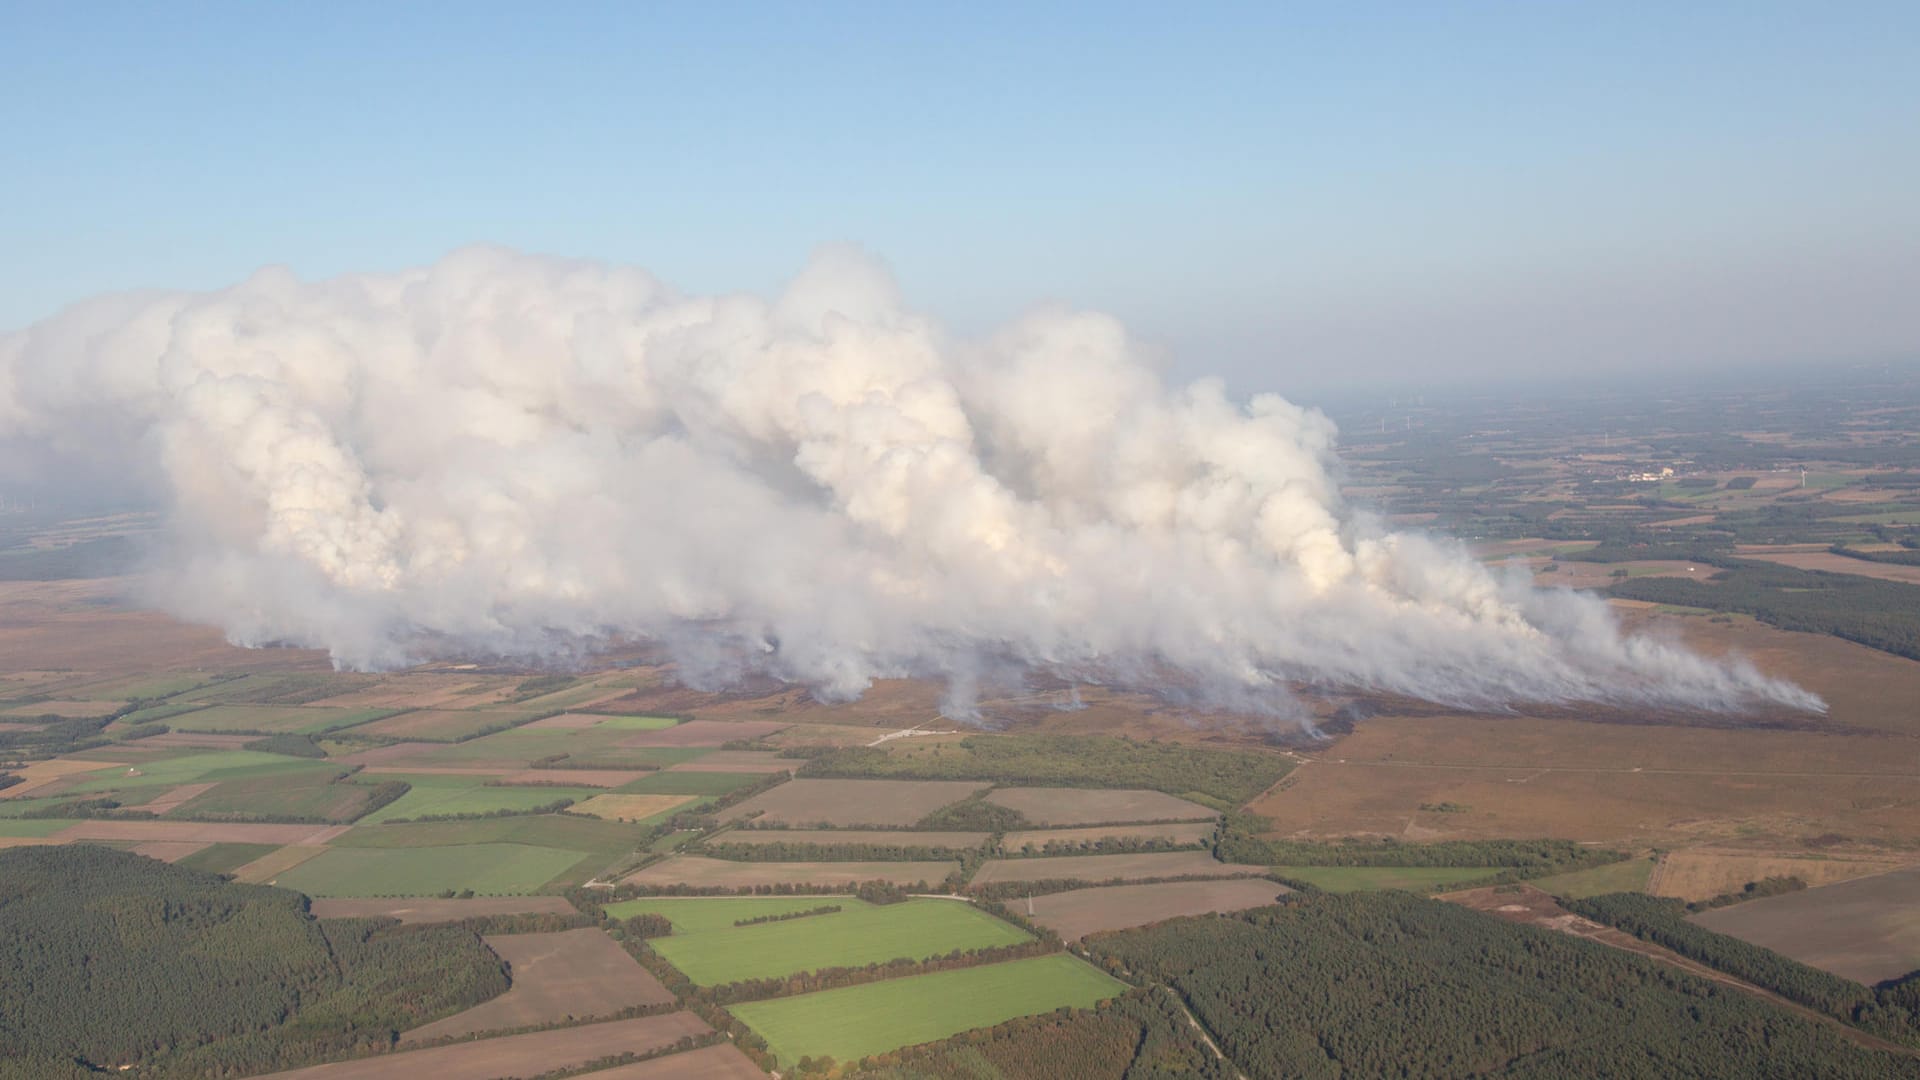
xmin=1084 ymin=892 xmax=1912 ymax=1078
xmin=1567 ymin=892 xmax=1920 ymax=1046
xmin=0 ymin=846 xmax=508 ymax=1079
xmin=1213 ymin=816 xmax=1621 ymax=875
xmin=848 ymin=989 xmax=1231 ymax=1079
xmin=1606 ymin=558 xmax=1920 ymax=661
xmin=795 ymin=734 xmax=1292 ymax=807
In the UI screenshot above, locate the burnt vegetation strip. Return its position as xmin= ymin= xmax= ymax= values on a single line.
xmin=791 ymin=733 xmax=1292 ymax=808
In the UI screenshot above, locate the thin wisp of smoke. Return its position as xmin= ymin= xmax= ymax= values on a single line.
xmin=0 ymin=247 xmax=1823 ymax=723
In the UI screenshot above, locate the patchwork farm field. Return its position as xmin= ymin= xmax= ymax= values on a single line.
xmin=1690 ymin=865 xmax=1920 ymax=985
xmin=572 ymin=793 xmax=697 ymax=822
xmin=719 ymin=778 xmax=986 ymax=826
xmin=971 ymin=850 xmax=1267 ymax=885
xmin=983 ymin=787 xmax=1218 ymax=826
xmin=728 ymin=953 xmax=1127 ymax=1068
xmin=271 ymin=843 xmax=586 ymax=896
xmin=1004 ymin=820 xmax=1214 ymax=852
xmin=167 ymin=704 xmax=396 ymax=735
xmin=640 ymin=898 xmax=1031 ymax=984
xmin=1270 ymin=865 xmax=1504 ymax=893
xmin=722 ymin=828 xmax=989 ymax=849
xmin=604 ymin=894 xmax=857 ymax=931
xmin=1027 ymin=879 xmax=1292 ymax=940
xmin=356 ymin=774 xmax=603 ymax=824
xmin=400 ymin=928 xmax=674 ymax=1043
xmin=352 ymin=709 xmax=543 ymax=741
xmin=624 ymin=855 xmax=958 ymax=888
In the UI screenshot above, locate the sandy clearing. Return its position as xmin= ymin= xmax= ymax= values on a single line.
xmin=248 ymin=1012 xmax=713 ymax=1080
xmin=1028 ymin=879 xmax=1291 ymax=941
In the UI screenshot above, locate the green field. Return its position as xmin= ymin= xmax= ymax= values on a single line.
xmin=116 ymin=702 xmax=212 ymax=725
xmin=730 ymin=954 xmax=1127 ymax=1068
xmin=67 ymin=750 xmax=337 ymax=794
xmin=270 ymin=843 xmax=586 ymax=896
xmin=614 ymin=770 xmax=762 ymax=796
xmin=355 ymin=774 xmax=601 ymax=824
xmin=86 ymin=673 xmax=217 ymax=700
xmin=1273 ymin=865 xmax=1503 ymax=893
xmin=177 ymin=842 xmax=279 ymax=874
xmin=0 ymin=818 xmax=77 ymax=837
xmin=167 ymin=705 xmax=396 ymax=735
xmin=605 ymin=895 xmax=867 ymax=932
xmin=169 ymin=772 xmax=377 ymax=822
xmin=593 ymin=715 xmax=681 ymax=730
xmin=331 ymin=812 xmax=646 ymax=889
xmin=1530 ymin=856 xmax=1657 ymax=899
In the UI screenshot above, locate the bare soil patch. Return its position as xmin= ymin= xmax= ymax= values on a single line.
xmin=1004 ymin=821 xmax=1215 ymax=852
xmin=576 ymin=1044 xmax=766 ymax=1079
xmin=1691 ymin=866 xmax=1920 ymax=985
xmin=983 ymin=788 xmax=1217 ymax=827
xmin=250 ymin=1012 xmax=712 ymax=1080
xmin=1028 ymin=879 xmax=1291 ymax=940
xmin=971 ymin=851 xmax=1268 ymax=885
xmin=500 ymin=768 xmax=654 ymax=787
xmin=624 ymin=855 xmax=957 ymax=889
xmin=720 ymin=779 xmax=986 ymax=827
xmin=573 ymin=793 xmax=695 ymax=821
xmin=310 ymin=896 xmax=578 ymax=923
xmin=401 ymin=928 xmax=674 ymax=1044
xmin=618 ymin=719 xmax=788 ymax=747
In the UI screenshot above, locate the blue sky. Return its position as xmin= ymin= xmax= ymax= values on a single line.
xmin=3 ymin=2 xmax=1916 ymax=389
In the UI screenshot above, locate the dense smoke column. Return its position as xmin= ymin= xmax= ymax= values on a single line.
xmin=0 ymin=247 xmax=1822 ymax=721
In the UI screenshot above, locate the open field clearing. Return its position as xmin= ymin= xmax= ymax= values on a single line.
xmin=616 ymin=771 xmax=765 ymax=796
xmin=1691 ymin=866 xmax=1920 ymax=985
xmin=328 ymin=813 xmax=648 ymax=889
xmin=79 ymin=671 xmax=218 ymax=699
xmin=573 ymin=793 xmax=696 ymax=821
xmin=624 ymin=854 xmax=957 ymax=889
xmin=126 ymin=731 xmax=258 ymax=749
xmin=1650 ymin=849 xmax=1910 ymax=901
xmin=170 ymin=771 xmax=381 ymax=822
xmin=127 ymin=840 xmax=210 ymax=862
xmin=401 ymin=928 xmax=674 ymax=1043
xmin=0 ymin=757 xmax=119 ymax=797
xmin=353 ymin=708 xmax=543 ymax=741
xmin=571 ymin=1044 xmax=766 ymax=1079
xmin=767 ymin=722 xmax=900 ymax=747
xmin=311 ymin=895 xmax=578 ymax=922
xmin=617 ymin=718 xmax=787 ymax=746
xmin=175 ymin=841 xmax=277 ymax=874
xmin=356 ymin=774 xmax=602 ymax=823
xmin=729 ymin=953 xmax=1127 ymax=1069
xmin=0 ymin=819 xmax=79 ymax=838
xmin=982 ymin=787 xmax=1218 ymax=826
xmin=972 ymin=850 xmax=1267 ymax=885
xmin=305 ymin=673 xmax=520 ymax=709
xmin=605 ymin=895 xmax=864 ymax=932
xmin=179 ymin=672 xmax=379 ymax=705
xmin=130 ymin=781 xmax=218 ymax=813
xmin=250 ymin=1012 xmax=713 ymax=1080
xmin=1027 ymin=879 xmax=1291 ymax=940
xmin=1004 ymin=821 xmax=1215 ymax=852
xmin=232 ymin=843 xmax=330 ymax=882
xmin=1738 ymin=549 xmax=1920 ymax=585
xmin=500 ymin=767 xmax=656 ymax=787
xmin=648 ymin=899 xmax=1030 ymax=985
xmin=521 ymin=712 xmax=678 ymax=731
xmin=1270 ymin=865 xmax=1503 ymax=893
xmin=1 ymin=699 xmax=120 ymax=717
xmin=51 ymin=819 xmax=347 ymax=844
xmin=720 ymin=778 xmax=985 ymax=826
xmin=668 ymin=749 xmax=796 ymax=773
xmin=272 ymin=842 xmax=587 ymax=896
xmin=1530 ymin=856 xmax=1658 ymax=900
xmin=723 ymin=828 xmax=989 ymax=849
xmin=168 ymin=704 xmax=395 ymax=735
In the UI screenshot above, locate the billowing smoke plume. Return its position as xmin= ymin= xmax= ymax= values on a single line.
xmin=0 ymin=248 xmax=1821 ymax=722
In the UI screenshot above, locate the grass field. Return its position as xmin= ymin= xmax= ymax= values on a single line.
xmin=66 ymin=750 xmax=337 ymax=794
xmin=167 ymin=704 xmax=396 ymax=735
xmin=720 ymin=779 xmax=986 ymax=827
xmin=1530 ymin=856 xmax=1657 ymax=900
xmin=331 ymin=812 xmax=648 ymax=888
xmin=0 ymin=818 xmax=77 ymax=837
xmin=356 ymin=774 xmax=601 ymax=824
xmin=604 ymin=895 xmax=863 ymax=932
xmin=729 ymin=953 xmax=1127 ymax=1068
xmin=352 ymin=709 xmax=542 ymax=741
xmin=639 ymin=899 xmax=1031 ymax=984
xmin=623 ymin=855 xmax=957 ymax=889
xmin=176 ymin=842 xmax=279 ymax=874
xmin=271 ymin=842 xmax=587 ymax=896
xmin=171 ymin=772 xmax=376 ymax=822
xmin=594 ymin=715 xmax=682 ymax=730
xmin=1272 ymin=865 xmax=1503 ymax=893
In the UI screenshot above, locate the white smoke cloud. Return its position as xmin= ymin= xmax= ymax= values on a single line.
xmin=0 ymin=247 xmax=1822 ymax=722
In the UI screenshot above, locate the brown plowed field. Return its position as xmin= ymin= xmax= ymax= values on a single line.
xmin=1027 ymin=879 xmax=1291 ymax=940
xmin=1691 ymin=866 xmax=1920 ymax=985
xmin=618 ymin=719 xmax=789 ymax=746
xmin=971 ymin=851 xmax=1268 ymax=885
xmin=983 ymin=788 xmax=1216 ymax=826
xmin=52 ymin=820 xmax=345 ymax=844
xmin=500 ymin=768 xmax=654 ymax=787
xmin=722 ymin=829 xmax=989 ymax=849
xmin=1004 ymin=821 xmax=1216 ymax=852
xmin=400 ymin=928 xmax=675 ymax=1044
xmin=249 ymin=1011 xmax=713 ymax=1080
xmin=623 ymin=855 xmax=957 ymax=889
xmin=572 ymin=1043 xmax=766 ymax=1079
xmin=719 ymin=779 xmax=986 ymax=827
